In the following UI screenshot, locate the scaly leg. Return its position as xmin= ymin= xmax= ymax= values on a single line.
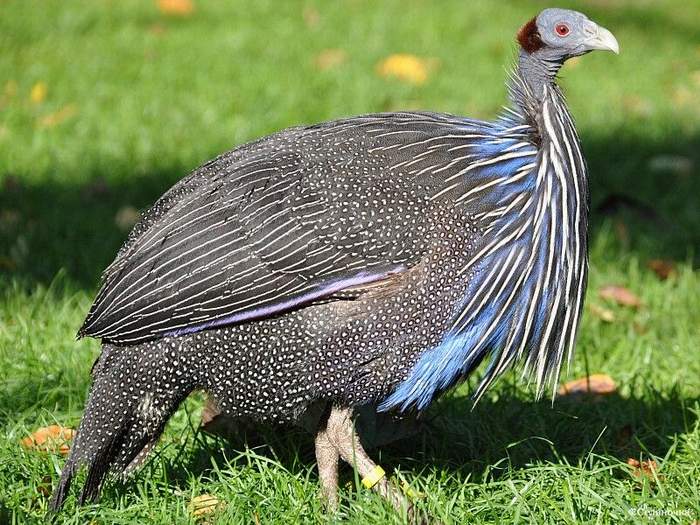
xmin=314 ymin=424 xmax=340 ymax=511
xmin=325 ymin=406 xmax=412 ymax=516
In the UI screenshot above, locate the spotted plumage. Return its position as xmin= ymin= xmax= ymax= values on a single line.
xmin=50 ymin=8 xmax=619 ymax=512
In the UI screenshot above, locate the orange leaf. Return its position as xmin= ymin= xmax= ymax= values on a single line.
xmin=627 ymin=458 xmax=662 ymax=482
xmin=599 ymin=285 xmax=642 ymax=308
xmin=558 ymin=374 xmax=617 ymax=397
xmin=22 ymin=425 xmax=75 ymax=455
xmin=189 ymin=494 xmax=223 ymax=517
xmin=157 ymin=0 xmax=194 ymax=16
xmin=38 ymin=104 xmax=78 ymax=129
xmin=647 ymin=259 xmax=676 ymax=280
xmin=30 ymin=82 xmax=47 ymax=104
xmin=314 ymin=49 xmax=347 ymax=71
xmin=376 ymin=54 xmax=435 ymax=85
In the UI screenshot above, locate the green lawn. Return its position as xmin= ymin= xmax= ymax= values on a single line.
xmin=1 ymin=0 xmax=699 ymax=523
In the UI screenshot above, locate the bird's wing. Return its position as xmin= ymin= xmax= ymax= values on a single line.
xmin=80 ymin=114 xmax=463 ymax=344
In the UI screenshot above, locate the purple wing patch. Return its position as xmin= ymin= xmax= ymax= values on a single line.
xmin=163 ymin=267 xmax=405 ymax=338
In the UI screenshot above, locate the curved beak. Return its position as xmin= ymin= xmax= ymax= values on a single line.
xmin=584 ymin=23 xmax=620 ymax=54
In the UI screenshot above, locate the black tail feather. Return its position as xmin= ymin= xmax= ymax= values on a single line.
xmin=49 ymin=460 xmax=75 ymax=512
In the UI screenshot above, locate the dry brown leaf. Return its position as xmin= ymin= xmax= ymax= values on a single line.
xmin=30 ymin=82 xmax=47 ymax=104
xmin=158 ymin=0 xmax=194 ymax=16
xmin=558 ymin=374 xmax=617 ymax=397
xmin=589 ymin=303 xmax=615 ymax=323
xmin=115 ymin=206 xmax=141 ymax=232
xmin=376 ymin=54 xmax=436 ymax=85
xmin=22 ymin=425 xmax=75 ymax=455
xmin=599 ymin=285 xmax=642 ymax=308
xmin=314 ymin=49 xmax=347 ymax=71
xmin=647 ymin=259 xmax=676 ymax=280
xmin=189 ymin=494 xmax=223 ymax=518
xmin=38 ymin=104 xmax=78 ymax=129
xmin=627 ymin=458 xmax=662 ymax=482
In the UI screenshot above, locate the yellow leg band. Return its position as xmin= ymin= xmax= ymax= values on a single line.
xmin=361 ymin=466 xmax=386 ymax=489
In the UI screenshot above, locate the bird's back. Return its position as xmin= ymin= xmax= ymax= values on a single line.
xmin=80 ymin=111 xmax=519 ymax=345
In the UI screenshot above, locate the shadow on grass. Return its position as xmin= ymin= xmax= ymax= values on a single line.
xmin=1 ymin=131 xmax=699 ymax=294
xmin=97 ymin=385 xmax=698 ymax=507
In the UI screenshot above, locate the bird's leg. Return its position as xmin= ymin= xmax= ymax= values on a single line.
xmin=325 ymin=406 xmax=412 ymax=515
xmin=314 ymin=424 xmax=340 ymax=511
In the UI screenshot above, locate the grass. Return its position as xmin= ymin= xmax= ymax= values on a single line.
xmin=1 ymin=0 xmax=699 ymax=523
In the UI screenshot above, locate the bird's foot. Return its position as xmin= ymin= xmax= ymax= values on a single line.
xmin=316 ymin=406 xmax=421 ymax=521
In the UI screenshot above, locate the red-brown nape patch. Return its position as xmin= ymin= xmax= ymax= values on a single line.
xmin=517 ymin=17 xmax=544 ymax=53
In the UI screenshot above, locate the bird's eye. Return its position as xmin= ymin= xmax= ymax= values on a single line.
xmin=555 ymin=23 xmax=570 ymax=37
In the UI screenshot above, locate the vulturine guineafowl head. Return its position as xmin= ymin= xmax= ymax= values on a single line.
xmin=50 ymin=7 xmax=619 ymax=516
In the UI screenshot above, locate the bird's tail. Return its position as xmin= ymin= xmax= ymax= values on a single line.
xmin=50 ymin=343 xmax=198 ymax=512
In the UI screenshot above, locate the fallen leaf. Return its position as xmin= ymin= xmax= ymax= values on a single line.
xmin=38 ymin=104 xmax=78 ymax=128
xmin=314 ymin=49 xmax=347 ymax=71
xmin=30 ymin=82 xmax=47 ymax=104
xmin=627 ymin=458 xmax=662 ymax=482
xmin=589 ymin=303 xmax=615 ymax=323
xmin=157 ymin=0 xmax=194 ymax=16
xmin=115 ymin=206 xmax=141 ymax=231
xmin=647 ymin=259 xmax=676 ymax=280
xmin=599 ymin=285 xmax=642 ymax=308
xmin=22 ymin=425 xmax=75 ymax=455
xmin=376 ymin=54 xmax=436 ymax=85
xmin=558 ymin=374 xmax=617 ymax=397
xmin=189 ymin=494 xmax=223 ymax=518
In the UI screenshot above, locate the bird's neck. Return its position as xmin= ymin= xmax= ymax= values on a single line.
xmin=509 ymin=50 xmax=566 ymax=128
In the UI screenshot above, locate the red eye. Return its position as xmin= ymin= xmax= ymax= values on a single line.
xmin=555 ymin=23 xmax=570 ymax=37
